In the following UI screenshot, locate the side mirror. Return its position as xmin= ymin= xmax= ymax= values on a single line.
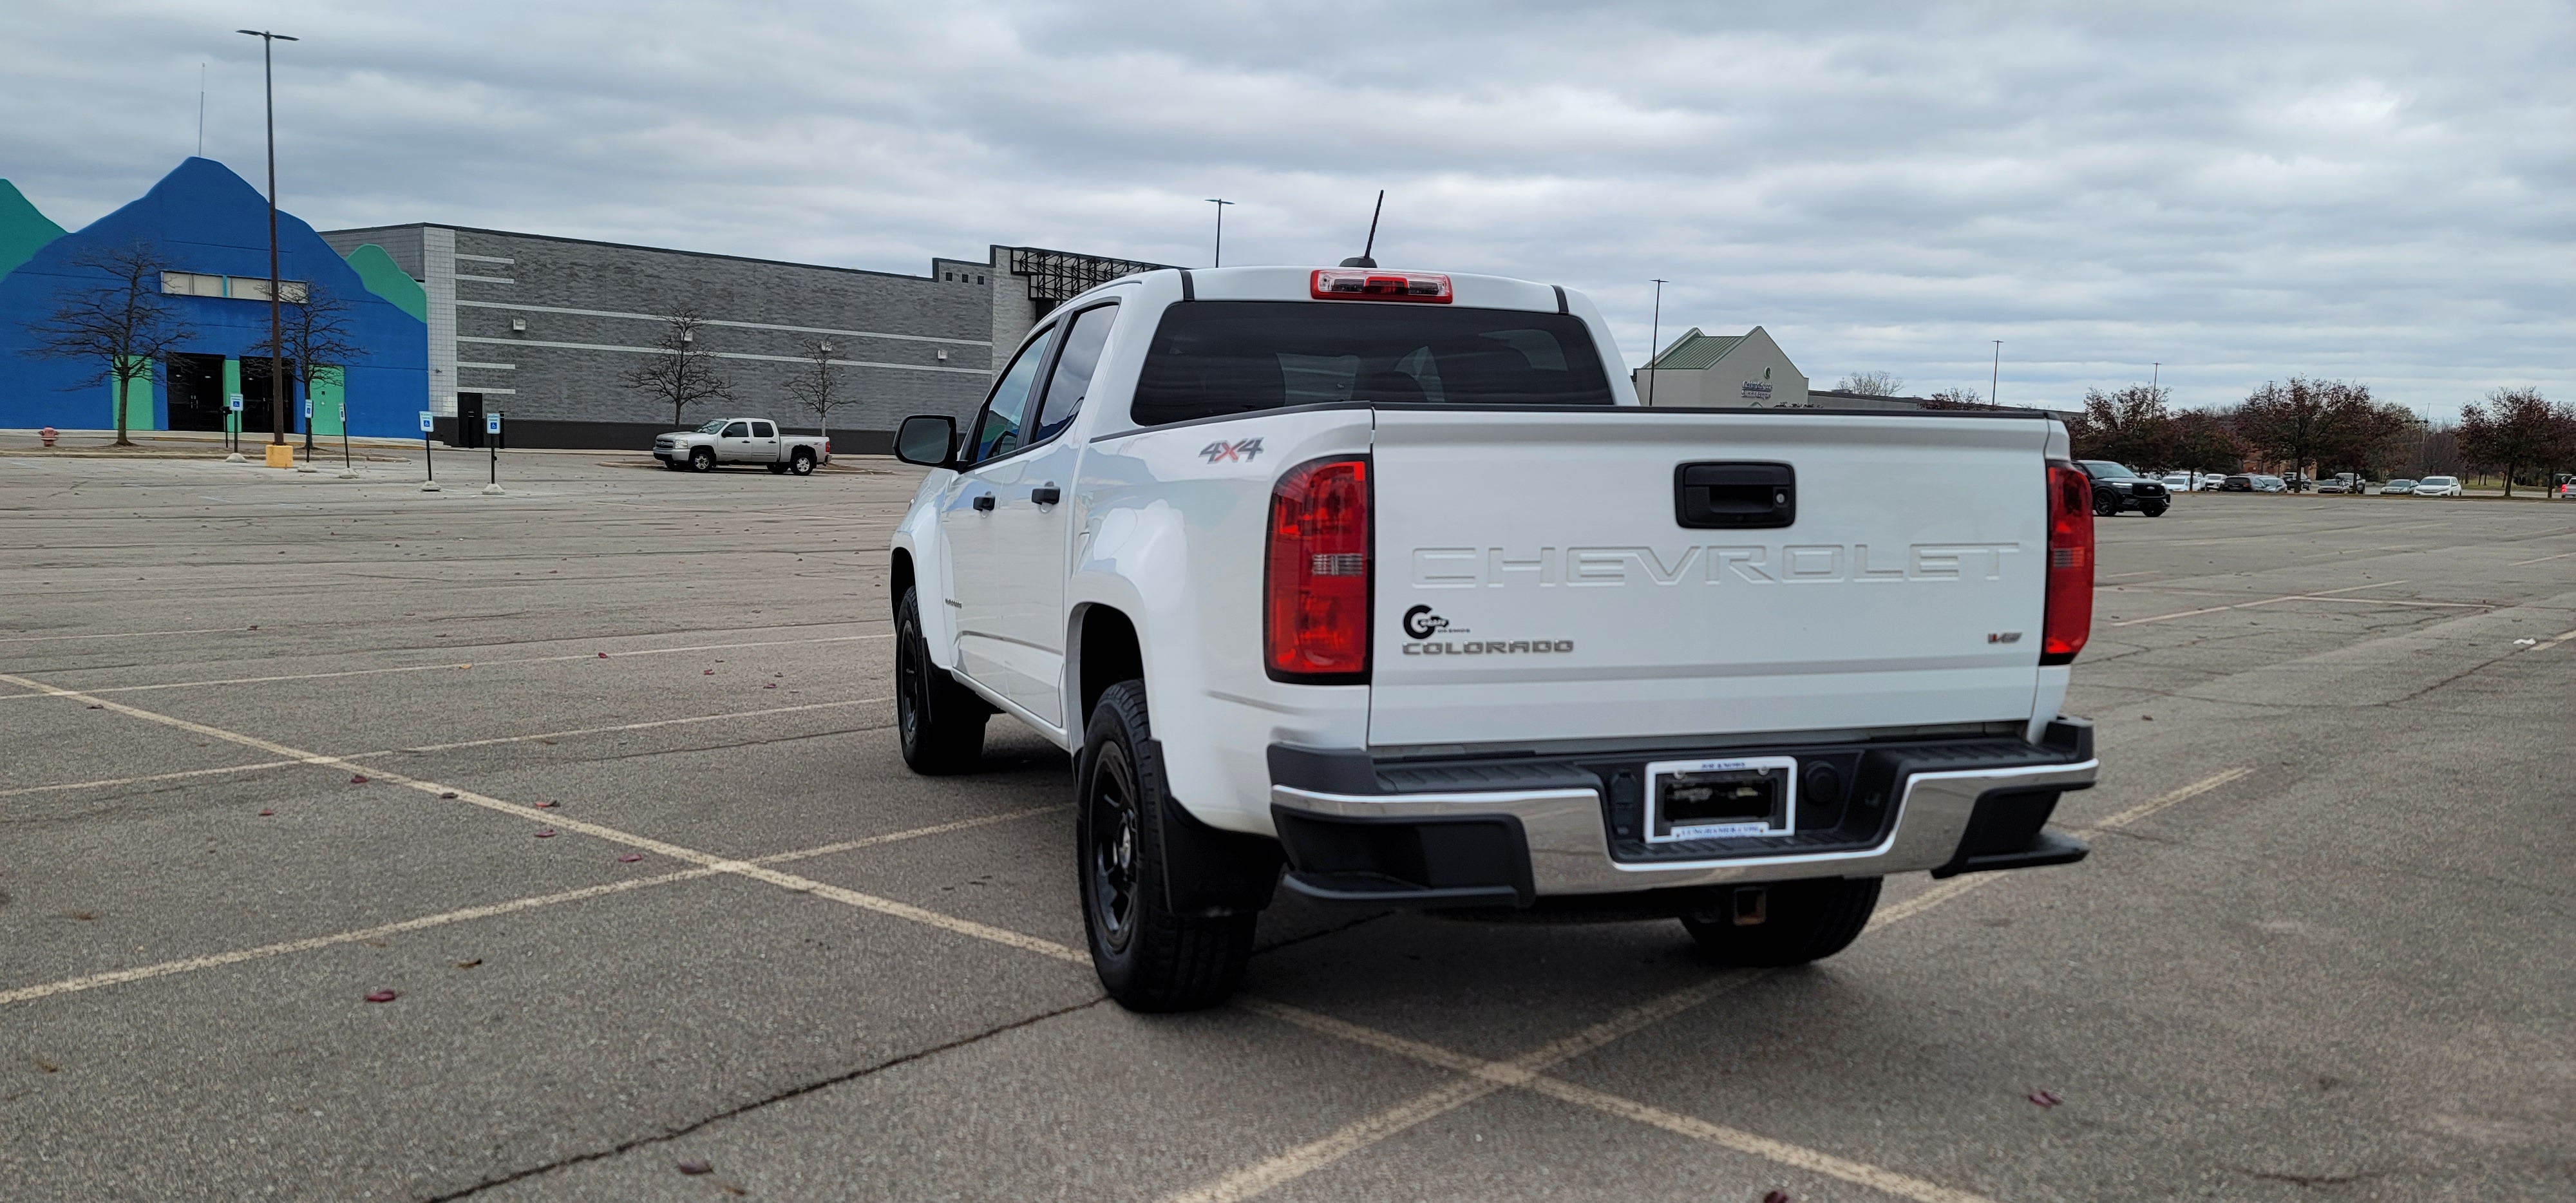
xmin=895 ymin=415 xmax=956 ymax=468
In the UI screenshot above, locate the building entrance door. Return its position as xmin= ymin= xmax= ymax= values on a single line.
xmin=453 ymin=393 xmax=485 ymax=448
xmin=240 ymin=357 xmax=301 ymax=435
xmin=166 ymin=354 xmax=227 ymax=431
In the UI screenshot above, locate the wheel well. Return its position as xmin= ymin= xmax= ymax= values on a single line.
xmin=1074 ymin=605 xmax=1143 ymax=728
xmin=890 ymin=549 xmax=915 ymax=621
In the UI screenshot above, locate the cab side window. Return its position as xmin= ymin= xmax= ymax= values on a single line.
xmin=751 ymin=421 xmax=775 ymax=438
xmin=722 ymin=421 xmax=750 ymax=438
xmin=968 ymin=326 xmax=1054 ymax=464
xmin=1030 ymin=304 xmax=1118 ymax=444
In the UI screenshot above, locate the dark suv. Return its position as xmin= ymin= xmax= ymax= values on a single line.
xmin=2077 ymin=460 xmax=2171 ymax=517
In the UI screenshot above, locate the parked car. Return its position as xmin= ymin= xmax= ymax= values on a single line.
xmin=2316 ymin=473 xmax=2362 ymax=494
xmin=653 ymin=417 xmax=831 ymax=475
xmin=2255 ymin=475 xmax=2288 ymax=493
xmin=2220 ymin=474 xmax=2253 ymax=492
xmin=2284 ymin=473 xmax=2311 ymax=493
xmin=2413 ymin=475 xmax=2463 ymax=497
xmin=887 ymin=263 xmax=2101 ymax=1010
xmin=2159 ymin=472 xmax=2193 ymax=492
xmin=2382 ymin=478 xmax=2418 ymax=495
xmin=2077 ymin=460 xmax=2171 ymax=516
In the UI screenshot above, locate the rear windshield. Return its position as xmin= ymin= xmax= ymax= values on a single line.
xmin=1130 ymin=301 xmax=1615 ymax=426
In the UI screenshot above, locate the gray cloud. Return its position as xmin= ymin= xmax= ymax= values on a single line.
xmin=4 ymin=0 xmax=2568 ymax=416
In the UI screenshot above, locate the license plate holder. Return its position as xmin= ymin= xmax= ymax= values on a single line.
xmin=1643 ymin=756 xmax=1797 ymax=843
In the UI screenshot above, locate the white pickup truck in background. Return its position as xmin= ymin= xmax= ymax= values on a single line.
xmin=654 ymin=417 xmax=831 ymax=474
xmin=888 ymin=264 xmax=2101 ymax=1010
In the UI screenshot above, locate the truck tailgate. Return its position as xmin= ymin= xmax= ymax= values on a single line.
xmin=1368 ymin=408 xmax=2054 ymax=750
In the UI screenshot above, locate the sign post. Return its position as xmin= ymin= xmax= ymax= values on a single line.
xmin=294 ymin=397 xmax=317 ymax=472
xmin=482 ymin=411 xmax=504 ymax=495
xmin=337 ymin=388 xmax=356 ymax=478
xmin=419 ymin=410 xmax=440 ymax=492
xmin=225 ymin=394 xmax=245 ymax=461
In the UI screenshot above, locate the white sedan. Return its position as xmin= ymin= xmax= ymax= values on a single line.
xmin=2413 ymin=475 xmax=2463 ymax=497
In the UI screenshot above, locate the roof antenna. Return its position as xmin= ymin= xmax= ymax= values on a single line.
xmin=1339 ymin=190 xmax=1383 ymax=268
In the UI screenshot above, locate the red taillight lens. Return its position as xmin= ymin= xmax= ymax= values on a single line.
xmin=1266 ymin=457 xmax=1371 ymax=681
xmin=1310 ymin=269 xmax=1452 ymax=303
xmin=2042 ymin=461 xmax=2094 ymax=665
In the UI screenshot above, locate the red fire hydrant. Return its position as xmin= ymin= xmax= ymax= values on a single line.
xmin=39 ymin=426 xmax=58 ymax=448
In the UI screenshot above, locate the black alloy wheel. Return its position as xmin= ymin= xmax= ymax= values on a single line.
xmin=2093 ymin=489 xmax=2121 ymax=517
xmin=688 ymin=446 xmax=715 ymax=473
xmin=894 ymin=588 xmax=986 ymax=773
xmin=1084 ymin=741 xmax=1142 ymax=957
xmin=790 ymin=450 xmax=816 ymax=476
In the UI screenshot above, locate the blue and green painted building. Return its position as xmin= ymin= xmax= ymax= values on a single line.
xmin=0 ymin=158 xmax=428 ymax=437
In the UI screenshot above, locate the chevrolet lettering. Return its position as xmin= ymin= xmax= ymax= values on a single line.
xmin=886 ymin=263 xmax=2100 ymax=1013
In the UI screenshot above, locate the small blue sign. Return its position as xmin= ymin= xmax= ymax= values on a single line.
xmin=485 ymin=412 xmax=502 ymax=435
xmin=227 ymin=394 xmax=243 ymax=413
xmin=302 ymin=398 xmax=312 ymax=420
xmin=419 ymin=411 xmax=435 ymax=433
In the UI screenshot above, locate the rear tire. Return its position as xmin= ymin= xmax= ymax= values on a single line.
xmin=1079 ymin=680 xmax=1258 ymax=1012
xmin=790 ymin=450 xmax=816 ymax=476
xmin=1681 ymin=876 xmax=1881 ymax=967
xmin=689 ymin=446 xmax=715 ymax=473
xmin=894 ymin=588 xmax=987 ymax=774
xmin=2142 ymin=501 xmax=2169 ymax=517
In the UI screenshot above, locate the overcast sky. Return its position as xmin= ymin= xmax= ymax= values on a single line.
xmin=5 ymin=1 xmax=2569 ymax=417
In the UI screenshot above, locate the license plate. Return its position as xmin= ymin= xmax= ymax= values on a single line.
xmin=1643 ymin=756 xmax=1797 ymax=843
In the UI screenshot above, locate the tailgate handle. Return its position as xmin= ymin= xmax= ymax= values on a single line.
xmin=1674 ymin=462 xmax=1795 ymax=529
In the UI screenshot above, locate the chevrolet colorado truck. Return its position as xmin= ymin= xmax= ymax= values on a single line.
xmin=654 ymin=418 xmax=830 ymax=474
xmin=888 ymin=265 xmax=2101 ymax=1010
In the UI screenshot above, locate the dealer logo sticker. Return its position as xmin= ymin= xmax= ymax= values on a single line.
xmin=1200 ymin=437 xmax=1264 ymax=464
xmin=1402 ymin=605 xmax=1453 ymax=639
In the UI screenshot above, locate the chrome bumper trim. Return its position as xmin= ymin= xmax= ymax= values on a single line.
xmin=1271 ymin=757 xmax=2099 ymax=895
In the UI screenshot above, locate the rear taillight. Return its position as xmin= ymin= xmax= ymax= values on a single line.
xmin=2042 ymin=461 xmax=2094 ymax=665
xmin=1266 ymin=457 xmax=1371 ymax=681
xmin=1310 ymin=269 xmax=1452 ymax=303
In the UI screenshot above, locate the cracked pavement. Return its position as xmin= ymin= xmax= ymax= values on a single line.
xmin=3 ymin=454 xmax=2572 ymax=1201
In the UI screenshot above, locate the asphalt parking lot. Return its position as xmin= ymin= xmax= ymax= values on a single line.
xmin=4 ymin=451 xmax=2573 ymax=1202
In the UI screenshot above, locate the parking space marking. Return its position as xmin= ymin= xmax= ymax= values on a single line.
xmin=2508 ymin=551 xmax=2576 ymax=567
xmin=1527 ymin=1075 xmax=1991 ymax=1203
xmin=0 ymin=806 xmax=1065 ymax=1009
xmin=0 ymin=698 xmax=895 ymax=797
xmin=2108 ymin=580 xmax=2425 ymax=626
xmin=2087 ymin=766 xmax=2256 ymax=831
xmin=0 ymin=632 xmax=894 ymax=699
xmin=0 ymin=626 xmax=248 ymax=644
xmin=2528 ymin=627 xmax=2576 ymax=651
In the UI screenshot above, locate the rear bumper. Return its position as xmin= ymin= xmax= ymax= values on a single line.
xmin=1269 ymin=723 xmax=2098 ymax=905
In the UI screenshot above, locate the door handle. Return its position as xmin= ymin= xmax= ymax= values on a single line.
xmin=1031 ymin=485 xmax=1061 ymax=506
xmin=972 ymin=494 xmax=996 ymax=512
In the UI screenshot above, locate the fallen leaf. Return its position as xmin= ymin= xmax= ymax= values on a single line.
xmin=438 ymin=791 xmax=458 ymax=799
xmin=533 ymin=800 xmax=559 ymax=808
xmin=258 ymin=810 xmax=274 ymax=817
xmin=36 ymin=1061 xmax=59 ymax=1074
xmin=455 ymin=960 xmax=482 ymax=969
xmin=248 ymin=625 xmax=258 ymax=630
xmin=534 ymin=829 xmax=556 ymax=838
xmin=2141 ymin=715 xmax=2154 ymax=721
xmin=364 ymin=990 xmax=398 ymax=1003
xmin=598 ymin=652 xmax=610 ymax=658
xmin=677 ymin=1160 xmax=713 ymax=1176
xmin=86 ymin=703 xmax=103 ymax=709
xmin=704 ymin=668 xmax=716 ymax=675
xmin=71 ymin=912 xmax=95 ymax=921
xmin=1764 ymin=1193 xmax=1792 ymax=1203
xmin=350 ymin=775 xmax=370 ymax=784
xmin=618 ymin=854 xmax=643 ymax=863
xmin=2029 ymin=1090 xmax=2062 ymax=1108
xmin=764 ymin=682 xmax=777 ymax=689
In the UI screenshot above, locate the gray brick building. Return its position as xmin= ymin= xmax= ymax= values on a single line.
xmin=317 ymin=223 xmax=1160 ymax=451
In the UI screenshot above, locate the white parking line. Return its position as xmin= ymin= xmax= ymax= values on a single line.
xmin=0 ymin=806 xmax=1062 ymax=1008
xmin=0 ymin=627 xmax=249 ymax=645
xmin=0 ymin=672 xmax=1089 ymax=972
xmin=0 ymin=697 xmax=894 ymax=799
xmin=2508 ymin=551 xmax=2576 ymax=567
xmin=0 ymin=632 xmax=893 ymax=699
xmin=2108 ymin=580 xmax=2428 ymax=626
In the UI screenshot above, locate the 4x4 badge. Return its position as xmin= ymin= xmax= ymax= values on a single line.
xmin=1200 ymin=438 xmax=1264 ymax=463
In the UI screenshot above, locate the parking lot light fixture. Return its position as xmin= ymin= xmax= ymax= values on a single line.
xmin=236 ymin=28 xmax=298 ymax=448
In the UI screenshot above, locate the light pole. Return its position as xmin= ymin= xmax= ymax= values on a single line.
xmin=1991 ymin=341 xmax=2002 ymax=407
xmin=1205 ymin=198 xmax=1234 ymax=267
xmin=1645 ymin=279 xmax=1667 ymax=406
xmin=237 ymin=28 xmax=298 ymax=451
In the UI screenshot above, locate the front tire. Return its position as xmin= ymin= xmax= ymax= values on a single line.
xmin=2142 ymin=500 xmax=2169 ymax=517
xmin=1681 ymin=876 xmax=1881 ymax=967
xmin=767 ymin=462 xmax=790 ymax=475
xmin=2092 ymin=490 xmax=2119 ymax=518
xmin=1079 ymin=680 xmax=1258 ymax=1012
xmin=894 ymin=588 xmax=987 ymax=774
xmin=688 ymin=446 xmax=715 ymax=473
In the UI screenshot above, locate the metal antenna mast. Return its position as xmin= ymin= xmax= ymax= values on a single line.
xmin=1645 ymin=279 xmax=1668 ymax=406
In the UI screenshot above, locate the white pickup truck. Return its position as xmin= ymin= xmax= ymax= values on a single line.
xmin=654 ymin=417 xmax=830 ymax=474
xmin=889 ymin=265 xmax=2101 ymax=1010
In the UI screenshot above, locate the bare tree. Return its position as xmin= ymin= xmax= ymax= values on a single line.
xmin=2233 ymin=377 xmax=2378 ymax=484
xmin=1920 ymin=386 xmax=1992 ymax=410
xmin=2458 ymin=387 xmax=2576 ymax=497
xmin=246 ymin=278 xmax=366 ymax=452
xmin=781 ymin=340 xmax=849 ymax=446
xmin=1835 ymin=370 xmax=1904 ymax=397
xmin=20 ymin=240 xmax=196 ymax=447
xmin=2070 ymin=383 xmax=2175 ymax=468
xmin=624 ymin=305 xmax=731 ymax=428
